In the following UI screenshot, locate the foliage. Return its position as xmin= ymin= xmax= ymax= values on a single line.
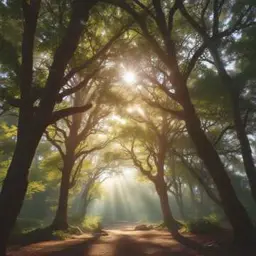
xmin=0 ymin=1 xmax=256 ymax=250
xmin=26 ymin=181 xmax=45 ymax=200
xmin=52 ymin=230 xmax=71 ymax=240
xmin=184 ymin=214 xmax=222 ymax=234
xmin=82 ymin=216 xmax=102 ymax=232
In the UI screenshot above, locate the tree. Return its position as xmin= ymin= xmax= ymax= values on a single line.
xmin=115 ymin=101 xmax=185 ymax=234
xmin=104 ymin=0 xmax=255 ymax=244
xmin=0 ymin=1 xmax=99 ymax=253
xmin=45 ymin=79 xmax=115 ymax=230
xmin=178 ymin=0 xmax=256 ymax=205
xmin=73 ymin=153 xmax=118 ymax=223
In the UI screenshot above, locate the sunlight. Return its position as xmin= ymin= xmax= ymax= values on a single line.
xmin=87 ymin=168 xmax=162 ymax=224
xmin=127 ymin=105 xmax=145 ymax=117
xmin=110 ymin=114 xmax=126 ymax=125
xmin=123 ymin=71 xmax=137 ymax=84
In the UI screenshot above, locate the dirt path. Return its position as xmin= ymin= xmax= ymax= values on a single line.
xmin=7 ymin=226 xmax=254 ymax=256
xmin=7 ymin=227 xmax=200 ymax=256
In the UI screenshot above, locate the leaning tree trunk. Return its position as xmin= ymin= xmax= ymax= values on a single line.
xmin=77 ymin=199 xmax=89 ymax=223
xmin=155 ymin=178 xmax=178 ymax=235
xmin=175 ymin=195 xmax=186 ymax=220
xmin=188 ymin=183 xmax=200 ymax=218
xmin=182 ymin=91 xmax=255 ymax=244
xmin=210 ymin=47 xmax=256 ymax=205
xmin=76 ymin=185 xmax=91 ymax=222
xmin=51 ymin=158 xmax=74 ymax=230
xmin=0 ymin=122 xmax=42 ymax=255
xmin=232 ymin=97 xmax=256 ymax=203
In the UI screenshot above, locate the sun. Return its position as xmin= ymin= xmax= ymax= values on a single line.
xmin=123 ymin=71 xmax=137 ymax=84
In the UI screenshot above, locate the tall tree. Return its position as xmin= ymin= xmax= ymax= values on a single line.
xmin=116 ymin=102 xmax=184 ymax=234
xmin=46 ymin=80 xmax=114 ymax=230
xmin=104 ymin=0 xmax=255 ymax=244
xmin=179 ymin=0 xmax=256 ymax=204
xmin=0 ymin=1 xmax=98 ymax=253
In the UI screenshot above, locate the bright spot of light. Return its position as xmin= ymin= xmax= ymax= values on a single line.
xmin=123 ymin=71 xmax=137 ymax=84
xmin=127 ymin=105 xmax=145 ymax=117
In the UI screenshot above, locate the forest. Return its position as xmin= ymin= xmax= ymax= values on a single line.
xmin=0 ymin=0 xmax=256 ymax=255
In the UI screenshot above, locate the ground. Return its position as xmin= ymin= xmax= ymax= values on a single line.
xmin=6 ymin=225 xmax=256 ymax=256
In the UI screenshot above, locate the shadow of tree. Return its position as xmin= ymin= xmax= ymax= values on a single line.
xmin=113 ymin=235 xmax=194 ymax=256
xmin=47 ymin=236 xmax=100 ymax=256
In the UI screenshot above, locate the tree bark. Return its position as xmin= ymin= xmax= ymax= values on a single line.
xmin=232 ymin=97 xmax=256 ymax=201
xmin=0 ymin=124 xmax=42 ymax=255
xmin=175 ymin=195 xmax=186 ymax=220
xmin=188 ymin=183 xmax=199 ymax=218
xmin=77 ymin=198 xmax=89 ymax=222
xmin=155 ymin=178 xmax=178 ymax=235
xmin=51 ymin=157 xmax=74 ymax=230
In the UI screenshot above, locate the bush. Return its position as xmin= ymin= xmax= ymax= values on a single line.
xmin=52 ymin=230 xmax=71 ymax=240
xmin=185 ymin=214 xmax=222 ymax=234
xmin=82 ymin=216 xmax=102 ymax=232
xmin=134 ymin=224 xmax=153 ymax=231
xmin=155 ymin=220 xmax=184 ymax=230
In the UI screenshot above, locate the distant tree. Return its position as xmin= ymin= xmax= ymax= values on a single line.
xmin=45 ymin=79 xmax=116 ymax=230
xmin=115 ymin=101 xmax=185 ymax=234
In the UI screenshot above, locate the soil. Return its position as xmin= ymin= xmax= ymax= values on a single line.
xmin=6 ymin=226 xmax=256 ymax=256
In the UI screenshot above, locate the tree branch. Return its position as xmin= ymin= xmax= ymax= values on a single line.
xmin=62 ymin=22 xmax=131 ymax=84
xmin=213 ymin=125 xmax=234 ymax=146
xmin=45 ymin=129 xmax=65 ymax=161
xmin=49 ymin=103 xmax=92 ymax=125
xmin=58 ymin=68 xmax=99 ymax=101
xmin=184 ymin=42 xmax=207 ymax=80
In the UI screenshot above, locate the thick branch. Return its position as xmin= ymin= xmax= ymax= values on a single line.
xmin=213 ymin=125 xmax=233 ymax=146
xmin=184 ymin=43 xmax=207 ymax=80
xmin=49 ymin=103 xmax=92 ymax=125
xmin=58 ymin=69 xmax=99 ymax=101
xmin=37 ymin=1 xmax=97 ymax=123
xmin=45 ymin=129 xmax=65 ymax=160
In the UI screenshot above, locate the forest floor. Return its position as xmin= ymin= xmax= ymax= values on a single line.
xmin=6 ymin=225 xmax=256 ymax=256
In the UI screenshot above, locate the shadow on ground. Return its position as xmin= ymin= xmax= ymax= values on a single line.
xmin=44 ymin=234 xmax=194 ymax=256
xmin=8 ymin=229 xmax=256 ymax=256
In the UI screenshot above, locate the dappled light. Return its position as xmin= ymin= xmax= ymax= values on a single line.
xmin=87 ymin=169 xmax=163 ymax=225
xmin=1 ymin=1 xmax=256 ymax=256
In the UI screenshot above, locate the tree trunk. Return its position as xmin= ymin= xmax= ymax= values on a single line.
xmin=182 ymin=94 xmax=255 ymax=244
xmin=77 ymin=199 xmax=89 ymax=222
xmin=51 ymin=159 xmax=74 ymax=230
xmin=232 ymin=98 xmax=256 ymax=202
xmin=0 ymin=126 xmax=42 ymax=255
xmin=155 ymin=178 xmax=178 ymax=235
xmin=210 ymin=47 xmax=256 ymax=205
xmin=175 ymin=195 xmax=186 ymax=220
xmin=188 ymin=183 xmax=199 ymax=218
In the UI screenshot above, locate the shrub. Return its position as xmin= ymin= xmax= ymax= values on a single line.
xmin=52 ymin=230 xmax=70 ymax=240
xmin=82 ymin=216 xmax=102 ymax=232
xmin=185 ymin=214 xmax=221 ymax=234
